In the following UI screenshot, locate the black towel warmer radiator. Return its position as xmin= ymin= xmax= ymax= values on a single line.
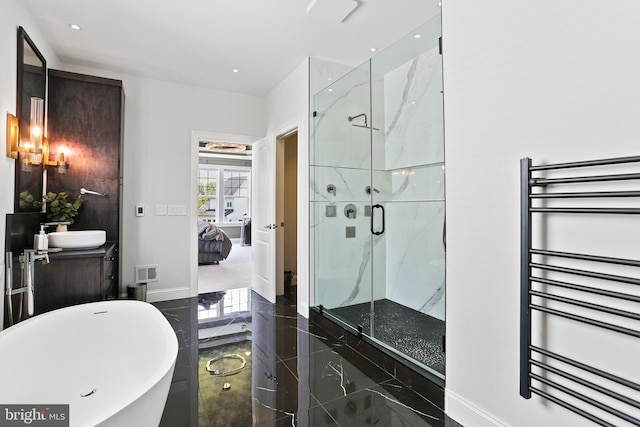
xmin=520 ymin=155 xmax=640 ymax=426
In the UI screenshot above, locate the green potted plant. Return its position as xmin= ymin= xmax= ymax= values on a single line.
xmin=43 ymin=191 xmax=84 ymax=229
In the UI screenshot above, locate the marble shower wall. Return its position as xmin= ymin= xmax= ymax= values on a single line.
xmin=378 ymin=46 xmax=445 ymax=321
xmin=311 ymin=18 xmax=445 ymax=321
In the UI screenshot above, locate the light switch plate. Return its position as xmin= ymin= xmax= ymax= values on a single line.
xmin=135 ymin=205 xmax=145 ymax=217
xmin=168 ymin=204 xmax=187 ymax=216
xmin=156 ymin=204 xmax=168 ymax=216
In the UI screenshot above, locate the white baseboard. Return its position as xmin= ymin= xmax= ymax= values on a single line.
xmin=146 ymin=286 xmax=192 ymax=302
xmin=446 ymin=390 xmax=507 ymax=427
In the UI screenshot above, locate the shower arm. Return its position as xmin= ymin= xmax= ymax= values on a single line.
xmin=348 ymin=113 xmax=368 ymax=128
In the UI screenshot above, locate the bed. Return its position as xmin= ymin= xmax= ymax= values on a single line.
xmin=198 ymin=220 xmax=232 ymax=265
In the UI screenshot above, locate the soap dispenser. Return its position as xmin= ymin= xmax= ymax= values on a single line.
xmin=33 ymin=224 xmax=49 ymax=251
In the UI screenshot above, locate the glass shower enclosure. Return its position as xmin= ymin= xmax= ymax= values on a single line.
xmin=311 ymin=16 xmax=445 ymax=381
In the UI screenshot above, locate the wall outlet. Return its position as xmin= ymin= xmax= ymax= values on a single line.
xmin=156 ymin=204 xmax=168 ymax=216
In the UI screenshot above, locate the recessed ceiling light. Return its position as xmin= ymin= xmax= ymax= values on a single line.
xmin=328 ymin=77 xmax=333 ymax=81
xmin=70 ymin=24 xmax=81 ymax=30
xmin=414 ymin=34 xmax=422 ymax=39
xmin=370 ymin=47 xmax=377 ymax=52
xmin=232 ymin=69 xmax=239 ymax=73
xmin=328 ymin=88 xmax=333 ymax=92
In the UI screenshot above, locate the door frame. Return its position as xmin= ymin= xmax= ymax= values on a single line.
xmin=189 ymin=130 xmax=261 ymax=298
xmin=273 ymin=122 xmax=298 ymax=298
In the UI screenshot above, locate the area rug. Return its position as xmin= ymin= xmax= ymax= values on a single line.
xmin=199 ymin=239 xmax=253 ymax=293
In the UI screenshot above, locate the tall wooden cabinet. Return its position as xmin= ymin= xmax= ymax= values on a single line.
xmin=45 ymin=70 xmax=123 ymax=298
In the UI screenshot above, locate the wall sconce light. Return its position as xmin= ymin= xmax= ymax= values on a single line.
xmin=6 ymin=113 xmax=19 ymax=159
xmin=6 ymin=97 xmax=45 ymax=164
xmin=43 ymin=140 xmax=68 ymax=173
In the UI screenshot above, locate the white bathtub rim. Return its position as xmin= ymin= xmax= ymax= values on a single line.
xmin=0 ymin=300 xmax=178 ymax=427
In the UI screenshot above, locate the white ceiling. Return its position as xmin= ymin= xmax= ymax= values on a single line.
xmin=23 ymin=0 xmax=441 ymax=96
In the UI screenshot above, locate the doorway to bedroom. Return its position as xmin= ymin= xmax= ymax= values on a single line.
xmin=197 ymin=137 xmax=254 ymax=294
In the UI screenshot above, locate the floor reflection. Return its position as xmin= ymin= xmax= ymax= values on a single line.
xmin=155 ymin=288 xmax=449 ymax=427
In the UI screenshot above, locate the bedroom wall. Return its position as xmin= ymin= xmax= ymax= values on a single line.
xmin=0 ymin=0 xmax=62 ymax=330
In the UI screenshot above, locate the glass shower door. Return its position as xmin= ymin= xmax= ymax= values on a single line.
xmin=311 ymin=61 xmax=374 ymax=331
xmin=369 ymin=15 xmax=446 ymax=377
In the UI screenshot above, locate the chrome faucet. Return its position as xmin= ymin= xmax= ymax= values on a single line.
xmin=19 ymin=250 xmax=49 ymax=319
xmin=80 ymin=187 xmax=108 ymax=198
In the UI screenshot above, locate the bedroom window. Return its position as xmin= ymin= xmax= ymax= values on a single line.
xmin=198 ymin=165 xmax=251 ymax=224
xmin=198 ymin=166 xmax=219 ymax=223
xmin=223 ymin=169 xmax=250 ymax=224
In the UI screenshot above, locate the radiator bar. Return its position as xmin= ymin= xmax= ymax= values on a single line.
xmin=530 ymin=249 xmax=640 ymax=268
xmin=529 ymin=155 xmax=640 ymax=171
xmin=530 ymin=276 xmax=640 ymax=303
xmin=532 ymin=172 xmax=640 ymax=185
xmin=530 ymin=345 xmax=640 ymax=392
xmin=530 ymin=359 xmax=640 ymax=409
xmin=529 ymin=262 xmax=640 ymax=286
xmin=529 ymin=289 xmax=640 ymax=321
xmin=530 ymin=207 xmax=640 ymax=214
xmin=530 ymin=373 xmax=640 ymax=426
xmin=530 ymin=190 xmax=640 ymax=198
xmin=530 ymin=304 xmax=640 ymax=338
xmin=529 ymin=191 xmax=640 ymax=199
xmin=529 ymin=387 xmax=616 ymax=427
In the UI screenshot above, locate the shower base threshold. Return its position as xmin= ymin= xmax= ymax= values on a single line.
xmin=331 ymin=299 xmax=445 ymax=374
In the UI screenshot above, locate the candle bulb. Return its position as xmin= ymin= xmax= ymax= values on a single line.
xmin=58 ymin=145 xmax=66 ymax=165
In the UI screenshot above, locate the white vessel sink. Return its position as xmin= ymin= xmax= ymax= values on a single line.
xmin=48 ymin=230 xmax=106 ymax=250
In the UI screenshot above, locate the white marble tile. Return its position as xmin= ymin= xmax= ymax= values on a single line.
xmin=310 ymin=166 xmax=371 ymax=202
xmin=312 ymin=201 xmax=386 ymax=309
xmin=383 ymin=201 xmax=445 ymax=320
xmin=383 ymin=48 xmax=444 ymax=170
xmin=313 ymin=65 xmax=372 ymax=170
xmin=389 ymin=163 xmax=444 ymax=202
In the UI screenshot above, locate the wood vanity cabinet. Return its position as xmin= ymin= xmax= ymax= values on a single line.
xmin=34 ymin=242 xmax=117 ymax=314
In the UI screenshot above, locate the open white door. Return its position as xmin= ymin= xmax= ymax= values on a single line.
xmin=251 ymin=136 xmax=276 ymax=302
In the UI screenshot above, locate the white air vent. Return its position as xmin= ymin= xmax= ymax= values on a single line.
xmin=134 ymin=264 xmax=159 ymax=283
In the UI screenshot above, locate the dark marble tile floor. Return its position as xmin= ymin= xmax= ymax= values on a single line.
xmin=154 ymin=288 xmax=460 ymax=427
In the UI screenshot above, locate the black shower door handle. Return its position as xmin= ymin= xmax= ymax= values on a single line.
xmin=371 ymin=204 xmax=385 ymax=235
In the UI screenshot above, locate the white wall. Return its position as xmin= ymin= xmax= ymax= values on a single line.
xmin=0 ymin=0 xmax=61 ymax=329
xmin=60 ymin=65 xmax=265 ymax=301
xmin=265 ymin=59 xmax=310 ymax=315
xmin=443 ymin=1 xmax=640 ymax=426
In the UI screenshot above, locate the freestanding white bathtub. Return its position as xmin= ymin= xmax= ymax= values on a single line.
xmin=0 ymin=300 xmax=178 ymax=427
